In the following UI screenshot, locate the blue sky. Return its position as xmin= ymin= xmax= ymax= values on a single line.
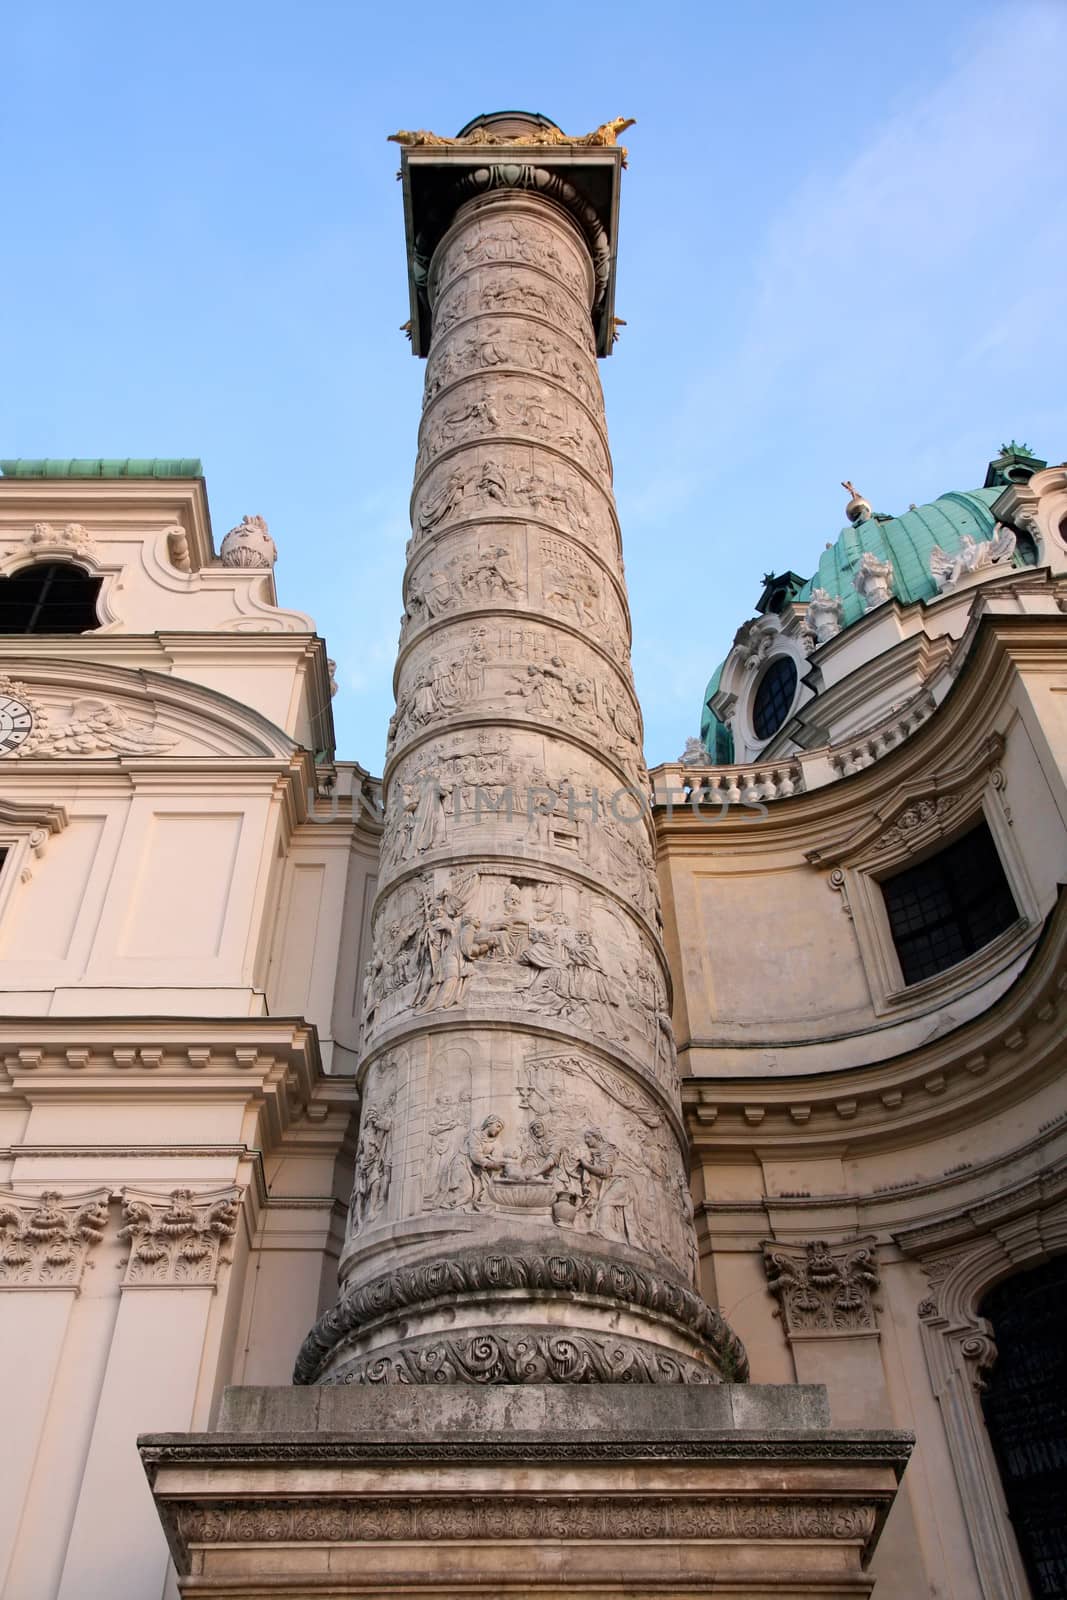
xmin=4 ymin=0 xmax=1065 ymax=770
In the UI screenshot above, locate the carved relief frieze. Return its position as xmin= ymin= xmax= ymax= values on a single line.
xmin=762 ymin=1237 xmax=881 ymax=1335
xmin=363 ymin=868 xmax=662 ymax=1059
xmin=388 ymin=620 xmax=641 ymax=775
xmin=379 ymin=730 xmax=661 ymax=927
xmin=417 ymin=377 xmax=609 ymax=481
xmin=118 ymin=1187 xmax=241 ymax=1286
xmin=326 ymin=1328 xmax=715 ymax=1386
xmin=347 ymin=1057 xmax=400 ymax=1238
xmin=0 ymin=1187 xmax=110 ymax=1288
xmin=177 ymin=1491 xmax=878 ymax=1544
xmin=431 ymin=268 xmax=597 ymax=355
xmin=424 ymin=320 xmax=601 ymax=408
xmin=403 ymin=532 xmax=527 ymax=637
xmin=410 ymin=447 xmax=613 ymax=559
xmin=540 ymin=533 xmax=626 ymax=656
xmin=411 ymin=1046 xmax=691 ymax=1279
xmin=431 ymin=217 xmax=590 ymax=307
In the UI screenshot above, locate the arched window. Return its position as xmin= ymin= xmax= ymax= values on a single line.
xmin=0 ymin=562 xmax=102 ymax=634
xmin=980 ymin=1256 xmax=1067 ymax=1598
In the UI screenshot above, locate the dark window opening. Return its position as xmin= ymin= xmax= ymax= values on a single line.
xmin=0 ymin=562 xmax=102 ymax=634
xmin=881 ymin=820 xmax=1019 ymax=985
xmin=981 ymin=1255 xmax=1067 ymax=1598
xmin=752 ymin=656 xmax=797 ymax=740
xmin=1015 ymin=528 xmax=1040 ymax=566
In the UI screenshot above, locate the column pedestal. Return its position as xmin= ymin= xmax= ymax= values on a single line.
xmin=141 ymin=1385 xmax=911 ymax=1598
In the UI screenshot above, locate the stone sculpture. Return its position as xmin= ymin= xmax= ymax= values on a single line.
xmin=929 ymin=524 xmax=1016 ymax=592
xmin=854 ymin=550 xmax=895 ymax=611
xmin=298 ymin=115 xmax=746 ymax=1389
xmin=802 ymin=586 xmax=844 ymax=646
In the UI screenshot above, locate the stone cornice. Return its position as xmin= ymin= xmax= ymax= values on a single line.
xmin=0 ymin=1019 xmax=358 ymax=1157
xmin=140 ymin=1430 xmax=913 ymax=1472
xmin=0 ymin=475 xmax=216 ymax=569
xmin=683 ymin=886 xmax=1067 ymax=1154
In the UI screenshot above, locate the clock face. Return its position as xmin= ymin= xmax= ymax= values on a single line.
xmin=0 ymin=695 xmax=35 ymax=755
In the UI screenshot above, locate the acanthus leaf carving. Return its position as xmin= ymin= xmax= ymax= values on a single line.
xmin=0 ymin=1187 xmax=110 ymax=1287
xmin=762 ymin=1237 xmax=881 ymax=1335
xmin=118 ymin=1186 xmax=240 ymax=1286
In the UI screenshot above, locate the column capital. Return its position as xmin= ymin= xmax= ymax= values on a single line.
xmin=394 ymin=115 xmax=625 ymax=357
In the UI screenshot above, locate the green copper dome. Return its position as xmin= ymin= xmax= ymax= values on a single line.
xmin=793 ymin=489 xmax=1003 ymax=624
xmin=699 ymin=470 xmax=1038 ymax=762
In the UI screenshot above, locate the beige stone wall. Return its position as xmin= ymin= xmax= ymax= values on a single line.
xmin=0 ymin=476 xmax=374 ymax=1599
xmin=658 ymin=602 xmax=1067 ymax=1599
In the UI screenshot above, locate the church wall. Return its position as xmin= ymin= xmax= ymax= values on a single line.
xmin=0 ymin=475 xmax=368 ymax=1599
xmin=661 ymin=606 xmax=1067 ymax=1599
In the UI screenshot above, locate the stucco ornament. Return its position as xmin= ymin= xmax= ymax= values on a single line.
xmin=853 ymin=550 xmax=894 ymax=611
xmin=0 ymin=1188 xmax=110 ymax=1287
xmin=28 ymin=697 xmax=177 ymax=757
xmin=118 ymin=1187 xmax=240 ymax=1285
xmin=220 ymin=513 xmax=277 ymax=569
xmin=802 ymin=586 xmax=844 ymax=647
xmin=679 ymin=735 xmax=710 ymax=766
xmin=929 ymin=524 xmax=1016 ymax=592
xmin=762 ymin=1237 xmax=881 ymax=1334
xmin=10 ymin=520 xmax=100 ymax=563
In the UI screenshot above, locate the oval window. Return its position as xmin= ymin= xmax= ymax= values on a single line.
xmin=752 ymin=656 xmax=798 ymax=740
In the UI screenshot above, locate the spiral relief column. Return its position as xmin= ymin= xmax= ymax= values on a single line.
xmin=298 ymin=113 xmax=746 ymax=1386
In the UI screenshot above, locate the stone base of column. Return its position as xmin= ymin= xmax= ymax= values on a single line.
xmin=140 ymin=1386 xmax=911 ymax=1598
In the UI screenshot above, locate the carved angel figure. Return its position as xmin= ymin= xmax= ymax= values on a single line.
xmin=802 ymin=587 xmax=844 ymax=647
xmin=853 ymin=550 xmax=894 ymax=611
xmin=929 ymin=524 xmax=1016 ymax=592
xmin=35 ymin=698 xmax=177 ymax=756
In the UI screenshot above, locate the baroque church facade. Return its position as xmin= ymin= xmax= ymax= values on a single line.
xmin=1 ymin=112 xmax=1065 ymax=1600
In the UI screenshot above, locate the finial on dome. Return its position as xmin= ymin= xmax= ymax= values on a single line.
xmin=841 ymin=480 xmax=872 ymax=525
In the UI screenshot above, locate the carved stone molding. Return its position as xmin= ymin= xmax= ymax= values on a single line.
xmin=6 ymin=521 xmax=100 ymax=565
xmin=118 ymin=1186 xmax=241 ymax=1287
xmin=324 ymin=1327 xmax=718 ymax=1387
xmin=894 ymin=1194 xmax=1067 ymax=1599
xmin=175 ymin=1492 xmax=878 ymax=1545
xmin=295 ymin=1242 xmax=748 ymax=1386
xmin=0 ymin=1187 xmax=110 ymax=1288
xmin=762 ymin=1237 xmax=880 ymax=1336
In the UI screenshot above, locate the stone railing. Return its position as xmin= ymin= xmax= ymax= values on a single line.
xmin=824 ymin=692 xmax=935 ymax=781
xmin=653 ymin=761 xmax=805 ymax=807
xmin=654 ymin=692 xmax=938 ymax=809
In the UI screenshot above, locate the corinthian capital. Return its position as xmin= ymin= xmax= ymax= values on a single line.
xmin=119 ymin=1186 xmax=241 ymax=1287
xmin=0 ymin=1187 xmax=110 ymax=1288
xmin=762 ymin=1236 xmax=881 ymax=1336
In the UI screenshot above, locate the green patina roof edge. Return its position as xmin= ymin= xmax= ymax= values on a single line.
xmin=0 ymin=458 xmax=203 ymax=479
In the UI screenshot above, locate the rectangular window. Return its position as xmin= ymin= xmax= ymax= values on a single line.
xmin=881 ymin=821 xmax=1019 ymax=985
